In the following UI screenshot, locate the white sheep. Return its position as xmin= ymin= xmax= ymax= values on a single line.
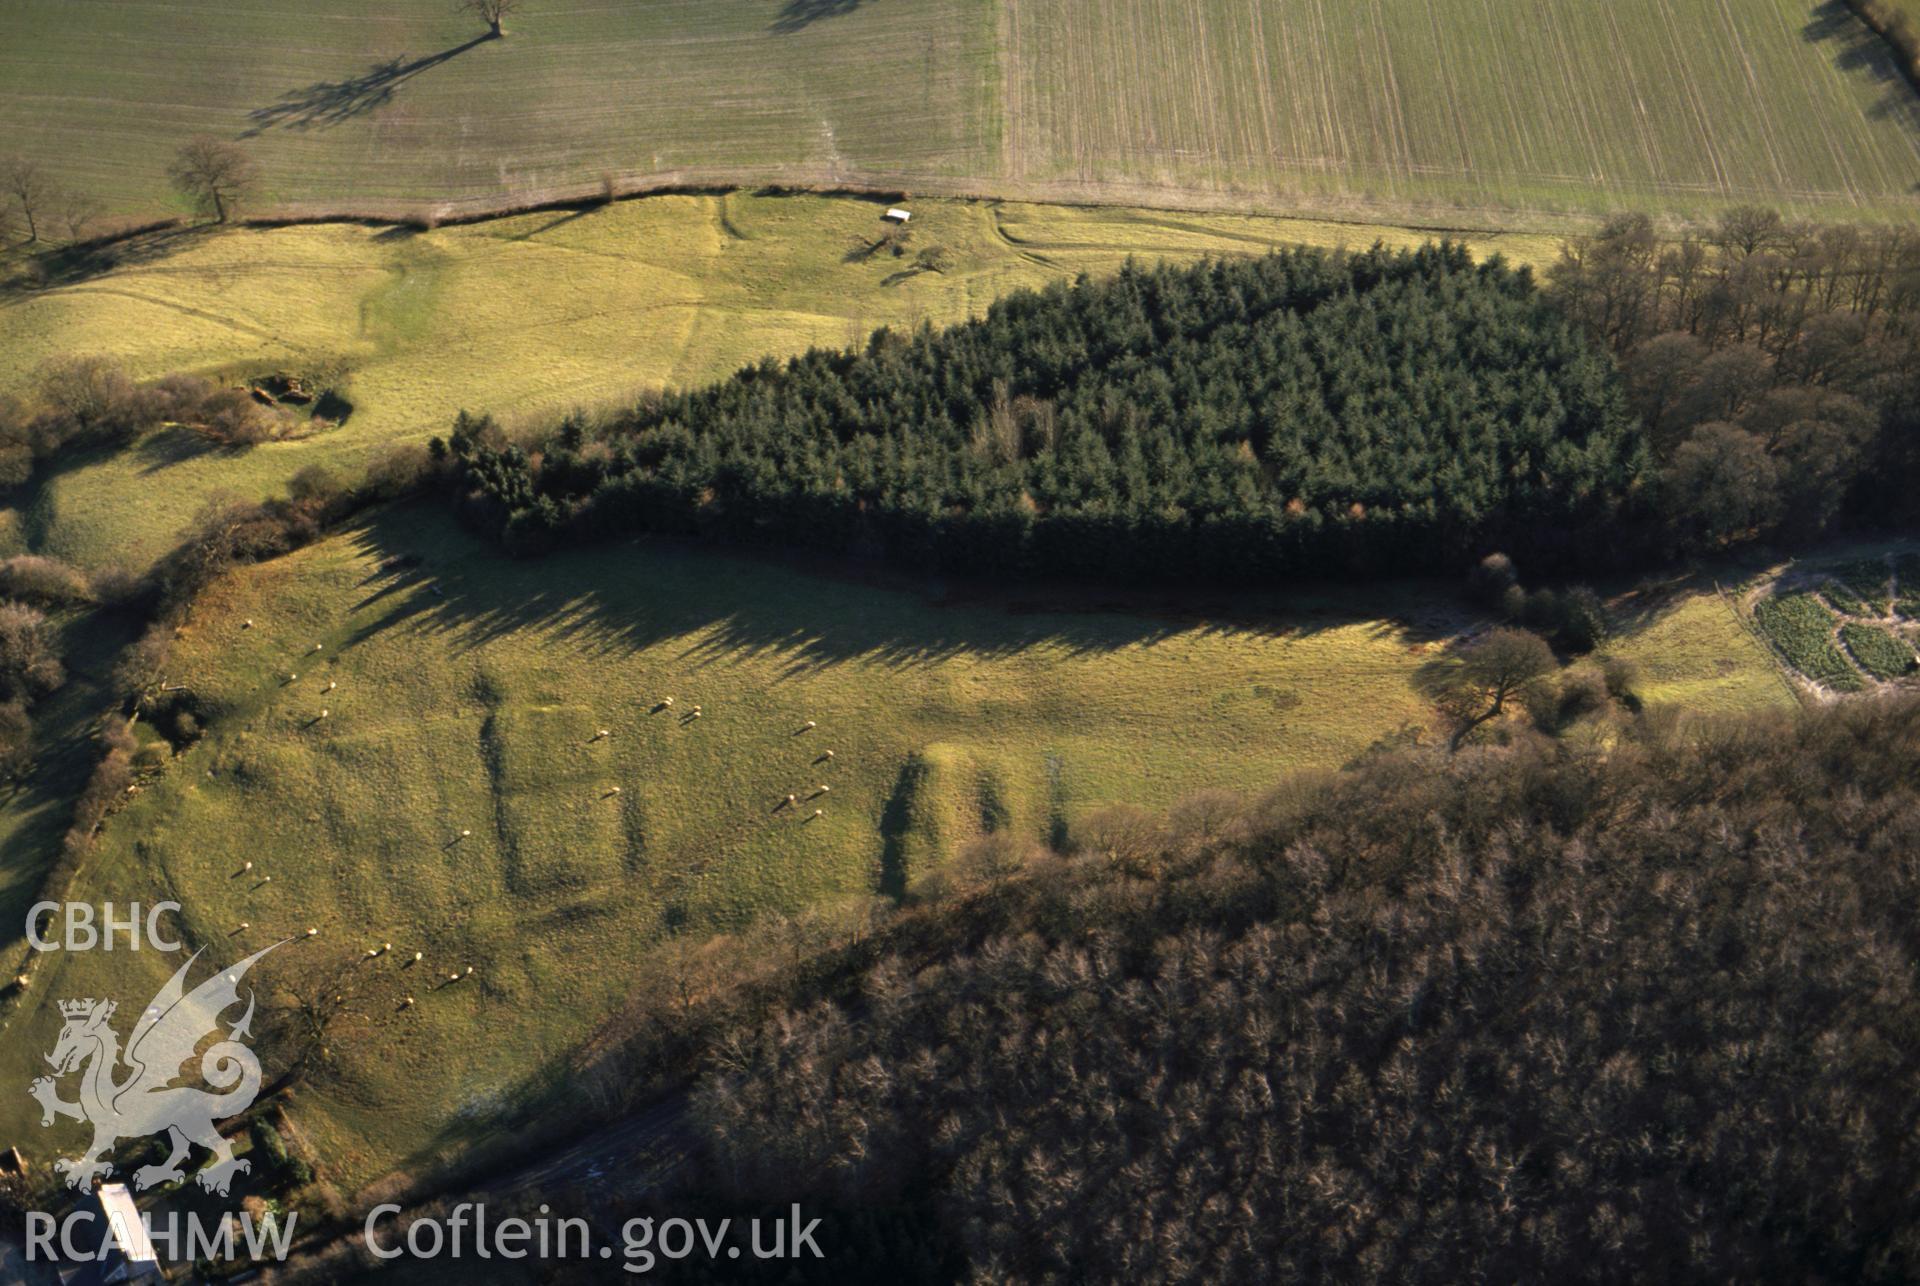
xmin=813 ymin=808 xmax=824 ymax=818
xmin=413 ymin=951 xmax=424 ymax=963
xmin=803 ymin=720 xmax=816 ymax=730
xmin=595 ymin=728 xmax=610 ymax=740
xmin=662 ymin=697 xmax=674 ymax=708
xmin=401 ymin=996 xmax=415 ymax=1008
xmin=243 ymin=860 xmax=253 ymax=872
xmin=326 ymin=680 xmax=337 ymax=692
xmin=816 ymin=784 xmax=830 ymax=795
xmin=239 ymin=921 xmax=250 ymax=931
xmin=460 ymin=828 xmax=472 ymax=838
xmin=243 ymin=619 xmax=254 ymax=629
xmin=318 ymin=708 xmax=330 ymax=720
xmin=824 ymin=750 xmax=835 ymax=760
xmin=786 ymin=793 xmax=797 ymax=805
xmin=608 ymin=785 xmax=623 ymax=795
xmin=305 ymin=927 xmax=318 ymax=938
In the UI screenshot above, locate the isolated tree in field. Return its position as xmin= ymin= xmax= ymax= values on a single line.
xmin=55 ymin=188 xmax=104 ymax=243
xmin=1439 ymin=627 xmax=1555 ymax=751
xmin=168 ymin=137 xmax=257 ymax=223
xmin=1 ymin=156 xmax=52 ymax=242
xmin=456 ymin=0 xmax=519 ymax=37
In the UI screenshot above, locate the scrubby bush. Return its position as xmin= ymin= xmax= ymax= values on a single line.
xmin=0 ymin=555 xmax=92 ymax=605
xmin=0 ymin=602 xmax=64 ymax=700
xmin=1468 ymin=552 xmax=1518 ymax=608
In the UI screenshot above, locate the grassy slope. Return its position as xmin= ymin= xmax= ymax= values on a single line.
xmin=1 ymin=0 xmax=1914 ymax=226
xmin=0 ymin=193 xmax=1559 ymax=573
xmin=0 ymin=502 xmax=1792 ymax=1186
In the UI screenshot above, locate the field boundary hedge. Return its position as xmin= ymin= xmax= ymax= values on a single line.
xmin=1841 ymin=0 xmax=1920 ymax=95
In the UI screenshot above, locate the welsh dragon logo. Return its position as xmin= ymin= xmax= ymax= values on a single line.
xmin=29 ymin=941 xmax=283 ymax=1195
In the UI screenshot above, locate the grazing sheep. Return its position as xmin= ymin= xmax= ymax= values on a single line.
xmin=448 ymin=972 xmax=461 ymax=983
xmin=787 ymin=793 xmax=797 ymax=805
xmin=803 ymin=720 xmax=816 ymax=730
xmin=401 ymin=996 xmax=415 ymax=1008
xmin=824 ymin=750 xmax=835 ymax=760
xmin=609 ymin=785 xmax=622 ymax=795
xmin=318 ymin=709 xmax=329 ymax=720
xmin=663 ymin=697 xmax=674 ymax=708
xmin=260 ymin=875 xmax=272 ymax=884
xmin=326 ymin=680 xmax=337 ymax=692
xmin=813 ymin=808 xmax=823 ymax=818
xmin=816 ymin=785 xmax=830 ymax=795
xmin=595 ymin=728 xmax=610 ymax=740
xmin=305 ymin=927 xmax=318 ymax=938
xmin=690 ymin=710 xmax=702 ymax=720
xmin=238 ymin=921 xmax=249 ymax=931
xmin=412 ymin=951 xmax=423 ymax=963
xmin=242 ymin=861 xmax=253 ymax=872
xmin=243 ymin=619 xmax=254 ymax=629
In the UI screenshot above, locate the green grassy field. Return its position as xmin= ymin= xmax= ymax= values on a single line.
xmin=0 ymin=193 xmax=1559 ymax=574
xmin=0 ymin=501 xmax=1792 ymax=1187
xmin=1 ymin=0 xmax=1914 ymax=227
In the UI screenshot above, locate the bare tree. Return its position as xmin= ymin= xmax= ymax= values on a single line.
xmin=456 ymin=0 xmax=519 ymax=37
xmin=1439 ymin=627 xmax=1556 ymax=751
xmin=55 ymin=188 xmax=104 ymax=243
xmin=1 ymin=156 xmax=52 ymax=242
xmin=168 ymin=136 xmax=257 ymax=224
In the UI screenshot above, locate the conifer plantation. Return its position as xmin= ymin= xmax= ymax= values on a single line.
xmin=445 ymin=246 xmax=1648 ymax=580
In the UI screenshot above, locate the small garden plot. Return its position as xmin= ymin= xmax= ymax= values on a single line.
xmin=1897 ymin=555 xmax=1920 ymax=620
xmin=1824 ymin=560 xmax=1893 ymax=616
xmin=1841 ymin=624 xmax=1918 ymax=681
xmin=1753 ymin=592 xmax=1864 ymax=692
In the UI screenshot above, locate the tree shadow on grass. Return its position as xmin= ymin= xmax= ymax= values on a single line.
xmin=131 ymin=425 xmax=236 ymax=476
xmin=1802 ymin=0 xmax=1920 ymax=129
xmin=242 ymin=34 xmax=494 ymax=136
xmin=771 ymin=0 xmax=867 ymax=35
xmin=331 ymin=505 xmax=1444 ymax=686
xmin=3 ymin=225 xmax=213 ymax=293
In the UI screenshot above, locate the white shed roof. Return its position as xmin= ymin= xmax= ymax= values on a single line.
xmin=884 ymin=208 xmax=911 ymax=222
